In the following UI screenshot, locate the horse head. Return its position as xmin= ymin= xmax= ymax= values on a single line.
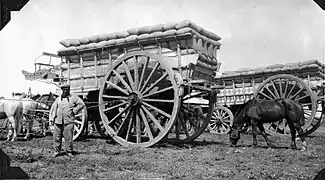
xmin=229 ymin=125 xmax=241 ymax=146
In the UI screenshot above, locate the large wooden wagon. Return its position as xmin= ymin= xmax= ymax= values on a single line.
xmin=209 ymin=60 xmax=325 ymax=136
xmin=52 ymin=20 xmax=222 ymax=147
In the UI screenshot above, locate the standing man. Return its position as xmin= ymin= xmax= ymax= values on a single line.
xmin=49 ymin=84 xmax=85 ymax=158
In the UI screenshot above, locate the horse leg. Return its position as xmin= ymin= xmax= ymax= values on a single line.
xmin=24 ymin=117 xmax=32 ymax=140
xmin=8 ymin=116 xmax=17 ymax=142
xmin=295 ymin=125 xmax=307 ymax=151
xmin=6 ymin=127 xmax=12 ymax=141
xmin=257 ymin=123 xmax=276 ymax=148
xmin=251 ymin=120 xmax=258 ymax=147
xmin=288 ymin=123 xmax=297 ymax=149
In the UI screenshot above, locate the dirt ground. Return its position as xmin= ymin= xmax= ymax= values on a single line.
xmin=1 ymin=125 xmax=325 ymax=180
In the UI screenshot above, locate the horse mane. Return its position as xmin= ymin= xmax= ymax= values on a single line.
xmin=234 ymin=99 xmax=255 ymax=117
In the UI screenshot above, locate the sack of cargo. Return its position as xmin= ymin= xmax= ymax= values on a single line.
xmin=162 ymin=29 xmax=177 ymax=36
xmin=235 ymin=68 xmax=251 ymax=73
xmin=151 ymin=24 xmax=164 ymax=33
xmin=175 ymin=20 xmax=202 ymax=33
xmin=149 ymin=32 xmax=163 ymax=39
xmin=78 ymin=37 xmax=90 ymax=45
xmin=300 ymin=59 xmax=320 ymax=66
xmin=222 ymin=71 xmax=235 ymax=75
xmin=76 ymin=45 xmax=88 ymax=51
xmin=163 ymin=21 xmax=178 ymax=31
xmin=138 ymin=34 xmax=150 ymax=40
xmin=89 ymin=35 xmax=99 ymax=43
xmin=116 ymin=38 xmax=126 ymax=44
xmin=267 ymin=64 xmax=284 ymax=69
xmin=125 ymin=35 xmax=138 ymax=42
xmin=59 ymin=39 xmax=72 ymax=47
xmin=176 ymin=27 xmax=194 ymax=35
xmin=138 ymin=26 xmax=152 ymax=34
xmin=116 ymin=31 xmax=129 ymax=39
xmin=284 ymin=62 xmax=300 ymax=67
xmin=127 ymin=28 xmax=140 ymax=35
xmin=201 ymin=29 xmax=222 ymax=41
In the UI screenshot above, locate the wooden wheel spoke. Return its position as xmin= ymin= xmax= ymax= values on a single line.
xmin=142 ymin=73 xmax=168 ymax=95
xmin=286 ymin=81 xmax=297 ymax=98
xmin=134 ymin=56 xmax=139 ymax=91
xmin=140 ymin=108 xmax=154 ymax=140
xmin=74 ymin=120 xmax=82 ymax=125
xmin=108 ymin=104 xmax=131 ymax=125
xmin=141 ymin=106 xmax=164 ymax=132
xmin=125 ymin=109 xmax=134 ymax=141
xmin=143 ymin=98 xmax=174 ymax=103
xmin=283 ymin=79 xmax=289 ymax=97
xmin=122 ymin=61 xmax=135 ymax=90
xmin=301 ymin=102 xmax=312 ymax=107
xmin=258 ymin=91 xmax=273 ymax=100
xmin=104 ymin=101 xmax=128 ymax=112
xmin=290 ymin=87 xmax=304 ymax=99
xmin=265 ymin=85 xmax=278 ymax=99
xmin=112 ymin=70 xmax=132 ymax=93
xmin=142 ymin=102 xmax=171 ymax=119
xmin=102 ymin=95 xmax=128 ymax=100
xmin=140 ymin=63 xmax=160 ymax=92
xmin=295 ymin=93 xmax=310 ymax=102
xmin=143 ymin=86 xmax=173 ymax=98
xmin=138 ymin=57 xmax=149 ymax=92
xmin=135 ymin=108 xmax=141 ymax=143
xmin=106 ymin=81 xmax=129 ymax=95
xmin=278 ymin=79 xmax=283 ymax=98
xmin=271 ymin=80 xmax=280 ymax=98
xmin=116 ymin=108 xmax=133 ymax=136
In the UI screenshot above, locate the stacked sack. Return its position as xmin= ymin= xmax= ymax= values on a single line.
xmin=57 ymin=20 xmax=222 ymax=57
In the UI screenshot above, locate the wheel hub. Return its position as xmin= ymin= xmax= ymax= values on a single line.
xmin=128 ymin=91 xmax=143 ymax=106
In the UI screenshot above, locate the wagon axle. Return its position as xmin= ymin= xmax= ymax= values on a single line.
xmin=128 ymin=91 xmax=143 ymax=106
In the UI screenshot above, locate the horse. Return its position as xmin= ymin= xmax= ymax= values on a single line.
xmin=0 ymin=94 xmax=39 ymax=141
xmin=229 ymin=98 xmax=307 ymax=151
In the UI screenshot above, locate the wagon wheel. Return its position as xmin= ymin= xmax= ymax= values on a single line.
xmin=166 ymin=91 xmax=216 ymax=143
xmin=99 ymin=51 xmax=181 ymax=147
xmin=35 ymin=93 xmax=57 ymax=135
xmin=208 ymin=105 xmax=233 ymax=134
xmin=73 ymin=105 xmax=88 ymax=141
xmin=254 ymin=74 xmax=318 ymax=136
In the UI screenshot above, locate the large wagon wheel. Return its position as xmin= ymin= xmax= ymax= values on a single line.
xmin=254 ymin=74 xmax=318 ymax=136
xmin=99 ymin=51 xmax=181 ymax=147
xmin=73 ymin=105 xmax=88 ymax=141
xmin=208 ymin=105 xmax=233 ymax=134
xmin=166 ymin=92 xmax=215 ymax=143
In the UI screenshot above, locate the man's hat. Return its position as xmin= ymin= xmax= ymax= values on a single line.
xmin=60 ymin=84 xmax=70 ymax=89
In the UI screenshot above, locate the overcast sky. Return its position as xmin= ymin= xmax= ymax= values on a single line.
xmin=0 ymin=0 xmax=323 ymax=97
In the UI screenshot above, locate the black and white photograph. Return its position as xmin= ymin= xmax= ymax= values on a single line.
xmin=0 ymin=0 xmax=325 ymax=179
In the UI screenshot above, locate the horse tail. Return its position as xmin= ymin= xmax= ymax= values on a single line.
xmin=298 ymin=103 xmax=305 ymax=126
xmin=14 ymin=102 xmax=24 ymax=132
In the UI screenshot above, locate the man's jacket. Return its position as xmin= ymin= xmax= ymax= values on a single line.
xmin=49 ymin=94 xmax=85 ymax=125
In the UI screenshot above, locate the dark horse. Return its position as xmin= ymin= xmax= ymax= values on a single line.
xmin=229 ymin=98 xmax=307 ymax=151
